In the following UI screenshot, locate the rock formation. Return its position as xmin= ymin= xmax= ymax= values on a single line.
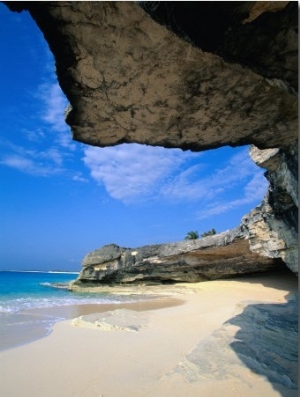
xmin=4 ymin=2 xmax=298 ymax=281
xmin=5 ymin=1 xmax=297 ymax=150
xmin=242 ymin=144 xmax=298 ymax=273
xmin=70 ymin=230 xmax=285 ymax=288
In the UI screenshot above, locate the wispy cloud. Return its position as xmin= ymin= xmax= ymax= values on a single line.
xmin=0 ymin=154 xmax=62 ymax=176
xmin=37 ymin=82 xmax=69 ymax=133
xmin=23 ymin=128 xmax=46 ymax=143
xmin=196 ymin=172 xmax=268 ymax=219
xmin=160 ymin=147 xmax=264 ymax=202
xmin=83 ymin=144 xmax=268 ymax=213
xmin=0 ymin=82 xmax=82 ymax=178
xmin=37 ymin=81 xmax=77 ymax=151
xmin=72 ymin=173 xmax=89 ymax=183
xmin=0 ymin=131 xmax=67 ymax=176
xmin=83 ymin=144 xmax=199 ymax=202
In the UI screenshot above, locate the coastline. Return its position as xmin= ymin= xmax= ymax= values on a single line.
xmin=0 ymin=296 xmax=184 ymax=352
xmin=0 ymin=271 xmax=297 ymax=397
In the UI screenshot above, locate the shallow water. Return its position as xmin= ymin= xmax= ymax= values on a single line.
xmin=0 ymin=271 xmax=164 ymax=351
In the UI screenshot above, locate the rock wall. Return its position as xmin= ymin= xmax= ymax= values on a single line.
xmin=242 ymin=143 xmax=298 ymax=273
xmin=70 ymin=230 xmax=285 ymax=287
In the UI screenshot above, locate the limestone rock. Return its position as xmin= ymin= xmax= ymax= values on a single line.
xmin=5 ymin=1 xmax=297 ymax=150
xmin=71 ymin=229 xmax=285 ymax=287
xmin=243 ymin=143 xmax=298 ymax=273
xmin=139 ymin=1 xmax=297 ymax=91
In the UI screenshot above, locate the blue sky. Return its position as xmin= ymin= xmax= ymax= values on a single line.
xmin=0 ymin=4 xmax=268 ymax=271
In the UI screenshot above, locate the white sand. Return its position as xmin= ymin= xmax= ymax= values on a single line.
xmin=0 ymin=272 xmax=297 ymax=397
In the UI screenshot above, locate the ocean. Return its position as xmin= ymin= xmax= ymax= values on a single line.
xmin=0 ymin=270 xmax=151 ymax=351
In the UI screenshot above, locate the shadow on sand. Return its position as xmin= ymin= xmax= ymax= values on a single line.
xmin=226 ymin=292 xmax=298 ymax=396
xmin=173 ymin=270 xmax=298 ymax=396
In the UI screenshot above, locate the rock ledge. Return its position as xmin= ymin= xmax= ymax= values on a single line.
xmin=70 ymin=228 xmax=286 ymax=288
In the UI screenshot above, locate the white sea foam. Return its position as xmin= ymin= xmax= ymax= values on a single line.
xmin=39 ymin=282 xmax=69 ymax=289
xmin=1 ymin=270 xmax=79 ymax=274
xmin=0 ymin=306 xmax=13 ymax=313
xmin=0 ymin=272 xmax=152 ymax=320
xmin=0 ymin=294 xmax=149 ymax=315
xmin=47 ymin=271 xmax=79 ymax=274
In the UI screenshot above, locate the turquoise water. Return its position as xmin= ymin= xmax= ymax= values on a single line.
xmin=0 ymin=271 xmax=134 ymax=313
xmin=0 ymin=271 xmax=149 ymax=351
xmin=0 ymin=271 xmax=78 ymax=311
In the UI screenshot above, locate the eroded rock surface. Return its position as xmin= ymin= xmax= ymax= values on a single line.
xmin=70 ymin=230 xmax=285 ymax=287
xmin=243 ymin=143 xmax=298 ymax=273
xmin=5 ymin=1 xmax=297 ymax=150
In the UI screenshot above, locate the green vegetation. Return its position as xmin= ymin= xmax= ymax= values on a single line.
xmin=185 ymin=228 xmax=217 ymax=240
xmin=201 ymin=228 xmax=217 ymax=237
xmin=185 ymin=230 xmax=199 ymax=240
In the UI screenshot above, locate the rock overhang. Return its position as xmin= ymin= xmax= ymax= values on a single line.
xmin=4 ymin=1 xmax=298 ymax=152
xmin=3 ymin=1 xmax=298 ymax=277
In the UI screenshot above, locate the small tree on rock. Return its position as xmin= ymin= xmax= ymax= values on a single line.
xmin=201 ymin=228 xmax=217 ymax=238
xmin=185 ymin=230 xmax=199 ymax=240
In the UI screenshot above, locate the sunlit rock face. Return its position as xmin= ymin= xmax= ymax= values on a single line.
xmin=70 ymin=233 xmax=285 ymax=287
xmin=242 ymin=144 xmax=298 ymax=273
xmin=5 ymin=1 xmax=298 ymax=277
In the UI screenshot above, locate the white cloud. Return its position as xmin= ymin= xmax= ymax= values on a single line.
xmin=24 ymin=128 xmax=46 ymax=143
xmin=36 ymin=81 xmax=76 ymax=151
xmin=83 ymin=144 xmax=198 ymax=202
xmin=83 ymin=144 xmax=268 ymax=215
xmin=244 ymin=171 xmax=268 ymax=200
xmin=196 ymin=172 xmax=268 ymax=219
xmin=1 ymin=155 xmax=32 ymax=170
xmin=161 ymin=165 xmax=209 ymax=201
xmin=72 ymin=173 xmax=88 ymax=183
xmin=0 ymin=81 xmax=84 ymax=178
xmin=39 ymin=148 xmax=64 ymax=166
xmin=205 ymin=149 xmax=259 ymax=189
xmin=38 ymin=82 xmax=69 ymax=133
xmin=0 ymin=139 xmax=66 ymax=176
xmin=161 ymin=147 xmax=260 ymax=202
xmin=0 ymin=154 xmax=61 ymax=176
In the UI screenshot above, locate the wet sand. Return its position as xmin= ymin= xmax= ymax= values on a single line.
xmin=0 ymin=297 xmax=184 ymax=351
xmin=0 ymin=271 xmax=298 ymax=397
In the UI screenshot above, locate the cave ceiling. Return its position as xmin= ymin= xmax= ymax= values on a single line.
xmin=4 ymin=1 xmax=298 ymax=152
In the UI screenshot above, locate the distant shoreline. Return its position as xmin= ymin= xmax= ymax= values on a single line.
xmin=0 ymin=269 xmax=80 ymax=274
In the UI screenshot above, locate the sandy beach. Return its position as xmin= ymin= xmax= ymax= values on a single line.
xmin=0 ymin=271 xmax=298 ymax=397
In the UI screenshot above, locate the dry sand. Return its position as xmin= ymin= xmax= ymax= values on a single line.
xmin=0 ymin=271 xmax=298 ymax=397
